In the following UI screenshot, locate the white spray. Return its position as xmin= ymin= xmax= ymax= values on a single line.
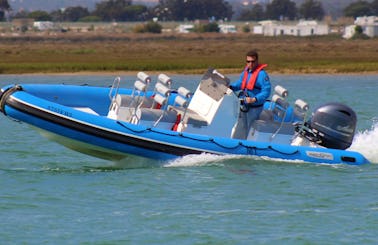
xmin=164 ymin=153 xmax=242 ymax=167
xmin=349 ymin=121 xmax=378 ymax=164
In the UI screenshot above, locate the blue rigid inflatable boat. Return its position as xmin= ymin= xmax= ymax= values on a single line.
xmin=0 ymin=69 xmax=370 ymax=165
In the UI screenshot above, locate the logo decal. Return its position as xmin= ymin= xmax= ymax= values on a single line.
xmin=306 ymin=151 xmax=334 ymax=160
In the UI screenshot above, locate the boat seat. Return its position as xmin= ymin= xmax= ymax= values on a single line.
xmin=109 ymin=80 xmax=171 ymax=122
xmin=136 ymin=108 xmax=177 ymax=123
xmin=107 ymin=94 xmax=154 ymax=122
xmin=258 ymin=110 xmax=274 ymax=121
xmin=115 ymin=94 xmax=154 ymax=108
xmin=124 ymin=86 xmax=177 ymax=129
xmin=116 ymin=102 xmax=177 ymax=126
xmin=168 ymin=106 xmax=208 ymax=127
xmin=119 ymin=74 xmax=153 ymax=108
xmin=252 ymin=119 xmax=295 ymax=135
xmin=249 ymin=103 xmax=295 ymax=143
xmin=248 ymin=119 xmax=295 ymax=143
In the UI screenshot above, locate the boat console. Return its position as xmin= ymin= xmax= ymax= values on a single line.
xmin=168 ymin=68 xmax=239 ymax=137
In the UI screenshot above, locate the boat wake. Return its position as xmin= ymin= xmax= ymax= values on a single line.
xmin=349 ymin=120 xmax=378 ymax=164
xmin=163 ymin=153 xmax=308 ymax=168
xmin=167 ymin=121 xmax=378 ymax=167
xmin=163 ymin=153 xmax=245 ymax=168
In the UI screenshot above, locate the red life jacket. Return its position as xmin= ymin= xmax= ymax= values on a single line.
xmin=241 ymin=64 xmax=268 ymax=90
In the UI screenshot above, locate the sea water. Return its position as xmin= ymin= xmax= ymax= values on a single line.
xmin=0 ymin=74 xmax=377 ymax=244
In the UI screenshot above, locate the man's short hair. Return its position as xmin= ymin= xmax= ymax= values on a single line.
xmin=246 ymin=50 xmax=258 ymax=60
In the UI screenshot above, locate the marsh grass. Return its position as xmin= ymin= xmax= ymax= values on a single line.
xmin=0 ymin=33 xmax=377 ymax=74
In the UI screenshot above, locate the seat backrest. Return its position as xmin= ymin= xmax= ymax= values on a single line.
xmin=271 ymin=94 xmax=290 ymax=122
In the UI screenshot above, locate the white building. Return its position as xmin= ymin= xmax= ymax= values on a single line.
xmin=253 ymin=20 xmax=329 ymax=37
xmin=253 ymin=20 xmax=276 ymax=35
xmin=177 ymin=24 xmax=194 ymax=33
xmin=33 ymin=21 xmax=54 ymax=31
xmin=296 ymin=20 xmax=329 ymax=36
xmin=219 ymin=24 xmax=237 ymax=33
xmin=343 ymin=16 xmax=378 ymax=39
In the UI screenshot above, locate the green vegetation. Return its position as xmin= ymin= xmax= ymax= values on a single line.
xmin=133 ymin=21 xmax=162 ymax=34
xmin=344 ymin=0 xmax=377 ymax=18
xmin=352 ymin=25 xmax=370 ymax=39
xmin=194 ymin=23 xmax=220 ymax=33
xmin=242 ymin=25 xmax=250 ymax=33
xmin=0 ymin=33 xmax=377 ymax=74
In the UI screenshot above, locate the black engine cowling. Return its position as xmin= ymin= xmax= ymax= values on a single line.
xmin=310 ymin=103 xmax=357 ymax=150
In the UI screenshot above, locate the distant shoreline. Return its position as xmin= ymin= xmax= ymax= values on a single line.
xmin=1 ymin=33 xmax=377 ymax=75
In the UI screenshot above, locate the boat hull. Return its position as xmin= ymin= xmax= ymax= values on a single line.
xmin=0 ymin=84 xmax=370 ymax=165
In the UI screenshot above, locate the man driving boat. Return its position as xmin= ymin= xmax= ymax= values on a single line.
xmin=229 ymin=50 xmax=271 ymax=139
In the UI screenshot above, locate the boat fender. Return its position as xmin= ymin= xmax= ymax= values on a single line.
xmin=155 ymin=82 xmax=171 ymax=97
xmin=158 ymin=74 xmax=172 ymax=86
xmin=137 ymin=72 xmax=151 ymax=84
xmin=134 ymin=80 xmax=147 ymax=92
xmin=153 ymin=93 xmax=167 ymax=105
xmin=272 ymin=94 xmax=289 ymax=109
xmin=274 ymin=85 xmax=288 ymax=98
xmin=174 ymin=96 xmax=188 ymax=108
xmin=295 ymin=99 xmax=309 ymax=111
xmin=177 ymin=87 xmax=192 ymax=98
xmin=271 ymin=94 xmax=283 ymax=103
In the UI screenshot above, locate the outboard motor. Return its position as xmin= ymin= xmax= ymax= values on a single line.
xmin=309 ymin=102 xmax=357 ymax=149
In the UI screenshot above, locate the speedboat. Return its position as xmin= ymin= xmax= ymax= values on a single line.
xmin=0 ymin=69 xmax=370 ymax=165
